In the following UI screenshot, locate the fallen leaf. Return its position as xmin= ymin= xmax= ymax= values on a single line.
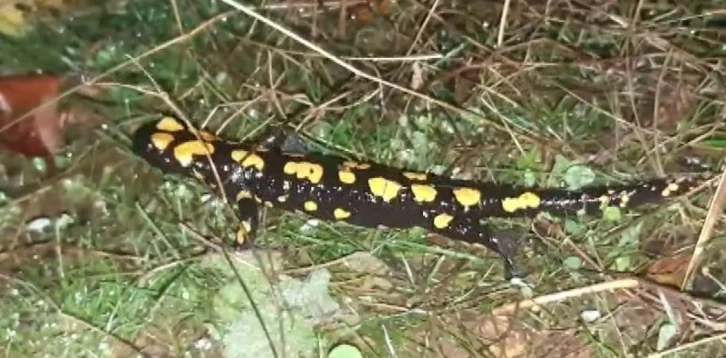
xmin=347 ymin=0 xmax=391 ymax=25
xmin=410 ymin=61 xmax=424 ymax=90
xmin=0 ymin=0 xmax=34 ymax=37
xmin=470 ymin=313 xmax=595 ymax=358
xmin=475 ymin=315 xmax=529 ymax=357
xmin=348 ymin=3 xmax=373 ymax=24
xmin=0 ymin=74 xmax=64 ymax=165
xmin=0 ymin=74 xmax=100 ymax=175
xmin=646 ymin=253 xmax=691 ymax=288
xmin=0 ymin=75 xmax=63 ymax=157
xmin=649 ymin=83 xmax=698 ymax=134
xmin=341 ymin=251 xmax=391 ymax=275
xmin=376 ymin=0 xmax=391 ymax=15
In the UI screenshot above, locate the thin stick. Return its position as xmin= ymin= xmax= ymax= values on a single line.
xmin=681 ymin=168 xmax=726 ymax=289
xmin=645 ymin=332 xmax=726 ymax=358
xmin=404 ymin=0 xmax=440 ymax=56
xmin=492 ymin=278 xmax=640 ymax=315
xmin=497 ymin=0 xmax=512 ymax=47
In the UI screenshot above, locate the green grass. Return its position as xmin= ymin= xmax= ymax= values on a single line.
xmin=1 ymin=0 xmax=726 ymax=357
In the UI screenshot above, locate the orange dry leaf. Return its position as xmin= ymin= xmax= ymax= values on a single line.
xmin=377 ymin=0 xmax=391 ymax=15
xmin=646 ymin=253 xmax=691 ymax=288
xmin=0 ymin=74 xmax=70 ymax=174
xmin=348 ymin=0 xmax=391 ymax=25
xmin=349 ymin=3 xmax=374 ymax=24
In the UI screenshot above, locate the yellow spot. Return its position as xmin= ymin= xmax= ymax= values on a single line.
xmin=151 ymin=133 xmax=174 ymax=150
xmin=304 ymin=201 xmax=318 ymax=211
xmin=411 ymin=184 xmax=437 ymax=203
xmin=403 ymin=172 xmax=427 ymax=181
xmin=236 ymin=190 xmax=253 ymax=201
xmin=599 ymin=195 xmax=610 ymax=205
xmin=619 ymin=193 xmax=630 ymax=208
xmin=501 ymin=192 xmax=541 ymax=213
xmin=277 ymin=195 xmax=288 ymax=203
xmin=157 ymin=116 xmax=185 ymax=132
xmin=240 ymin=221 xmax=252 ymax=233
xmin=453 ymin=188 xmax=481 ymax=209
xmin=661 ymin=183 xmax=680 ymax=197
xmin=231 ymin=150 xmax=265 ymax=171
xmin=173 ymin=140 xmax=215 ymax=167
xmin=368 ymin=177 xmax=402 ymax=202
xmin=334 ymin=208 xmax=351 ymax=220
xmin=264 ymin=201 xmax=274 ymax=208
xmin=339 ymin=170 xmax=356 ymax=184
xmin=433 ymin=213 xmax=454 ymax=229
xmin=236 ymin=223 xmax=252 ymax=246
xmin=284 ymin=162 xmax=324 ymax=184
xmin=344 ymin=161 xmax=372 ymax=170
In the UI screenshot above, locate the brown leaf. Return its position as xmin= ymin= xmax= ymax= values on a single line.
xmin=474 ymin=315 xmax=529 ymax=357
xmin=646 ymin=253 xmax=691 ymax=288
xmin=347 ymin=0 xmax=391 ymax=25
xmin=466 ymin=314 xmax=594 ymax=358
xmin=0 ymin=74 xmax=65 ymax=160
xmin=348 ymin=2 xmax=374 ymax=24
xmin=377 ymin=0 xmax=391 ymax=15
xmin=651 ymin=83 xmax=698 ymax=134
xmin=0 ymin=74 xmax=101 ymax=175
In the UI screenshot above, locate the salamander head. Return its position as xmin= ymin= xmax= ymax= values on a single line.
xmin=131 ymin=117 xmax=218 ymax=178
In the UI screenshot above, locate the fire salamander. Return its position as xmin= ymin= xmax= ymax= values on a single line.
xmin=132 ymin=116 xmax=710 ymax=277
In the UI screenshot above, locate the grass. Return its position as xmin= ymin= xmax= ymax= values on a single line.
xmin=1 ymin=0 xmax=726 ymax=357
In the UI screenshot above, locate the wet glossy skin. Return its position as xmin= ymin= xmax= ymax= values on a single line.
xmin=132 ymin=116 xmax=708 ymax=274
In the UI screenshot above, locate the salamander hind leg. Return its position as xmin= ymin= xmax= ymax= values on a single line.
xmin=430 ymin=215 xmax=521 ymax=279
xmin=231 ymin=190 xmax=260 ymax=251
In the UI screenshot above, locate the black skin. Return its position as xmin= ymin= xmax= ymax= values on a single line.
xmin=132 ymin=117 xmax=708 ymax=279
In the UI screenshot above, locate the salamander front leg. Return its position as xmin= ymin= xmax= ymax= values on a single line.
xmin=433 ymin=217 xmax=521 ymax=279
xmin=233 ymin=194 xmax=260 ymax=251
xmin=257 ymin=126 xmax=308 ymax=154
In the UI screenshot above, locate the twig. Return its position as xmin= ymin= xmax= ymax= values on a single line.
xmin=497 ymin=0 xmax=511 ymax=47
xmin=178 ymin=222 xmax=225 ymax=252
xmin=404 ymin=0 xmax=440 ymax=56
xmin=646 ymin=332 xmax=726 ymax=358
xmin=492 ymin=278 xmax=640 ymax=315
xmin=681 ymin=167 xmax=726 ymax=289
